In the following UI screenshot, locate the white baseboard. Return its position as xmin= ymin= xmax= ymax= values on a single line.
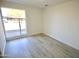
xmin=43 ymin=33 xmax=79 ymax=51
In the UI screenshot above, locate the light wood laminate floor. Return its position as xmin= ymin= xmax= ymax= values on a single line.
xmin=5 ymin=34 xmax=79 ymax=58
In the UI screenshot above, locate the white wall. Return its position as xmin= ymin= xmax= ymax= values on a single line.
xmin=1 ymin=1 xmax=43 ymax=35
xmin=0 ymin=9 xmax=6 ymax=56
xmin=26 ymin=7 xmax=43 ymax=35
xmin=43 ymin=0 xmax=79 ymax=50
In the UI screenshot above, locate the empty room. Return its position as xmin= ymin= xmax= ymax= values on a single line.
xmin=0 ymin=0 xmax=79 ymax=58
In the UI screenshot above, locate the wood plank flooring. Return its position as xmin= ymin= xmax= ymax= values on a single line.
xmin=5 ymin=34 xmax=79 ymax=58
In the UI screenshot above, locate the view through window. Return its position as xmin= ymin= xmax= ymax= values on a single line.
xmin=1 ymin=7 xmax=27 ymax=40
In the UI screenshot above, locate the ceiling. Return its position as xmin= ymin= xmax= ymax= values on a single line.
xmin=2 ymin=0 xmax=71 ymax=8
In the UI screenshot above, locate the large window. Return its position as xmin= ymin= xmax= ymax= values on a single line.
xmin=1 ymin=7 xmax=27 ymax=40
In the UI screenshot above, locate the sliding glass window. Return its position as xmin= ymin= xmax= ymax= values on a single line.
xmin=1 ymin=7 xmax=27 ymax=40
